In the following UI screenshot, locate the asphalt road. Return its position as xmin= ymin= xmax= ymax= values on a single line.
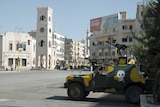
xmin=0 ymin=70 xmax=139 ymax=107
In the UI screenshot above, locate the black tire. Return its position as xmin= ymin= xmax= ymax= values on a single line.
xmin=125 ymin=86 xmax=143 ymax=104
xmin=67 ymin=83 xmax=85 ymax=100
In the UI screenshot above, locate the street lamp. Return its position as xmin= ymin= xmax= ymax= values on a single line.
xmin=18 ymin=43 xmax=23 ymax=72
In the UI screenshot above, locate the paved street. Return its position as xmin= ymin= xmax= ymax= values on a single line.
xmin=0 ymin=70 xmax=139 ymax=107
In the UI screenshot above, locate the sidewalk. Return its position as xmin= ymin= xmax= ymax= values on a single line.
xmin=140 ymin=94 xmax=160 ymax=107
xmin=0 ymin=70 xmax=17 ymax=73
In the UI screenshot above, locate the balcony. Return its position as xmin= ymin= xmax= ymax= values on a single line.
xmin=97 ymin=44 xmax=116 ymax=49
xmin=100 ymin=28 xmax=118 ymax=36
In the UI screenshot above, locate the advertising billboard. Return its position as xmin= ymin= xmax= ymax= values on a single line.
xmin=90 ymin=13 xmax=118 ymax=32
xmin=90 ymin=17 xmax=102 ymax=32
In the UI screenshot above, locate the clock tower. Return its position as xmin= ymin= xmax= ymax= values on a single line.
xmin=36 ymin=7 xmax=53 ymax=69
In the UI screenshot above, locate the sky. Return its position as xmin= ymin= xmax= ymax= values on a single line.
xmin=0 ymin=0 xmax=143 ymax=40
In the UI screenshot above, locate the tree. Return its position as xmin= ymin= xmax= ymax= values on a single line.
xmin=132 ymin=0 xmax=160 ymax=102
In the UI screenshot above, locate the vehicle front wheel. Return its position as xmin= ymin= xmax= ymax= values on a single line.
xmin=67 ymin=83 xmax=85 ymax=100
xmin=125 ymin=86 xmax=143 ymax=104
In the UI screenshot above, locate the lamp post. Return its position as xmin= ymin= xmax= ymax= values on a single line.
xmin=17 ymin=56 xmax=20 ymax=72
xmin=18 ymin=43 xmax=23 ymax=72
xmin=17 ymin=47 xmax=21 ymax=72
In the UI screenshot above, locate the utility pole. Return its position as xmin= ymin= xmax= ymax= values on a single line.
xmin=18 ymin=43 xmax=23 ymax=72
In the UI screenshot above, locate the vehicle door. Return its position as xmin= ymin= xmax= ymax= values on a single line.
xmin=93 ymin=65 xmax=108 ymax=88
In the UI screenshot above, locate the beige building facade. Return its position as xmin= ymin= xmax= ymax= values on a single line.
xmin=0 ymin=32 xmax=36 ymax=70
xmin=53 ymin=32 xmax=65 ymax=69
xmin=88 ymin=3 xmax=144 ymax=65
xmin=65 ymin=38 xmax=87 ymax=68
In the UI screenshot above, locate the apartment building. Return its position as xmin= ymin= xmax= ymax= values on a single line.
xmin=65 ymin=38 xmax=87 ymax=68
xmin=88 ymin=3 xmax=143 ymax=64
xmin=53 ymin=32 xmax=65 ymax=68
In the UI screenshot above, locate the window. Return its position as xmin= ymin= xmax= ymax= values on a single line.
xmin=54 ymin=34 xmax=57 ymax=39
xmin=16 ymin=44 xmax=19 ymax=50
xmin=105 ymin=52 xmax=108 ymax=56
xmin=40 ymin=15 xmax=45 ymax=21
xmin=92 ymin=52 xmax=95 ymax=56
xmin=40 ymin=40 xmax=45 ymax=47
xmin=112 ymin=51 xmax=115 ymax=55
xmin=99 ymin=52 xmax=102 ymax=56
xmin=122 ymin=25 xmax=127 ymax=30
xmin=141 ymin=24 xmax=144 ymax=29
xmin=49 ymin=28 xmax=51 ymax=33
xmin=40 ymin=40 xmax=43 ymax=47
xmin=9 ymin=43 xmax=12 ymax=51
xmin=98 ymin=41 xmax=102 ymax=45
xmin=28 ymin=40 xmax=30 ymax=45
xmin=122 ymin=38 xmax=127 ymax=42
xmin=129 ymin=25 xmax=133 ymax=30
xmin=93 ymin=42 xmax=95 ymax=46
xmin=8 ymin=58 xmax=13 ymax=66
xmin=23 ymin=44 xmax=26 ymax=51
xmin=141 ymin=12 xmax=143 ymax=16
xmin=129 ymin=37 xmax=132 ymax=42
xmin=22 ymin=59 xmax=26 ymax=66
xmin=15 ymin=58 xmax=18 ymax=65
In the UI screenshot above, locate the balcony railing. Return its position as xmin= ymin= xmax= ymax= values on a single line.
xmin=97 ymin=44 xmax=116 ymax=49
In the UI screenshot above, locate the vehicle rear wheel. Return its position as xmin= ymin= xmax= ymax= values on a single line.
xmin=67 ymin=83 xmax=85 ymax=100
xmin=125 ymin=86 xmax=143 ymax=104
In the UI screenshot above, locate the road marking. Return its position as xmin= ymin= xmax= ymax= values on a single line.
xmin=0 ymin=71 xmax=17 ymax=73
xmin=0 ymin=99 xmax=9 ymax=102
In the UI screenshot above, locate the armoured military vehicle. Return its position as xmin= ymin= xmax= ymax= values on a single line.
xmin=64 ymin=57 xmax=154 ymax=104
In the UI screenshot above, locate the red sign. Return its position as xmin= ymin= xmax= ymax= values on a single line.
xmin=90 ymin=17 xmax=102 ymax=32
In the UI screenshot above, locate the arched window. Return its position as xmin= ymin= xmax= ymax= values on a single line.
xmin=49 ymin=28 xmax=51 ymax=33
xmin=40 ymin=40 xmax=45 ymax=47
xmin=40 ymin=15 xmax=45 ymax=21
